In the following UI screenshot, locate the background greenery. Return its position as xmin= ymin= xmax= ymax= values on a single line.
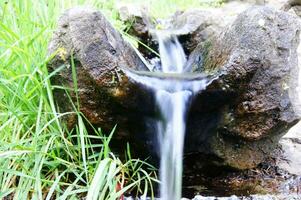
xmin=0 ymin=0 xmax=222 ymax=199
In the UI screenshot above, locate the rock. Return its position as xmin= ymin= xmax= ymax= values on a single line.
xmin=183 ymin=145 xmax=301 ymax=198
xmin=117 ymin=4 xmax=158 ymax=59
xmin=277 ymin=137 xmax=301 ymax=175
xmin=185 ymin=6 xmax=301 ymax=169
xmin=48 ymin=6 xmax=301 ymax=171
xmin=118 ymin=4 xmax=151 ymax=38
xmin=117 ymin=2 xmax=250 ymax=57
xmin=47 ymin=7 xmax=156 ymax=158
xmin=169 ymin=9 xmax=222 ymax=54
xmin=116 ymin=0 xmax=301 ymax=59
xmin=282 ymin=0 xmax=301 ymax=10
xmin=293 ymin=5 xmax=301 ymax=16
xmin=283 ymin=121 xmax=301 ymax=139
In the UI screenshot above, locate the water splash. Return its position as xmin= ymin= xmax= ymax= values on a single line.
xmin=123 ymin=31 xmax=209 ymax=200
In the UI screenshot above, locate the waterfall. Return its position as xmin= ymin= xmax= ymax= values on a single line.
xmin=123 ymin=31 xmax=208 ymax=200
xmin=156 ymin=32 xmax=193 ymax=200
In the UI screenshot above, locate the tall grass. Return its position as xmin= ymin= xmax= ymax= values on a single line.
xmin=0 ymin=0 xmax=223 ymax=199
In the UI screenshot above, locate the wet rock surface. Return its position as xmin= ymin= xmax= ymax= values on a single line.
xmin=119 ymin=2 xmax=249 ymax=57
xmin=185 ymin=6 xmax=301 ymax=169
xmin=47 ymin=7 xmax=157 ymax=158
xmin=119 ymin=0 xmax=301 ymax=57
xmin=48 ymin=0 xmax=301 ymax=185
xmin=169 ymin=9 xmax=222 ymax=55
xmin=181 ymin=128 xmax=301 ymax=198
xmin=47 ymin=2 xmax=301 ymax=199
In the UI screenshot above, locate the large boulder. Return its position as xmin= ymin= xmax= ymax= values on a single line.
xmin=185 ymin=6 xmax=301 ymax=169
xmin=47 ymin=7 xmax=156 ymax=157
xmin=48 ymin=6 xmax=301 ymax=170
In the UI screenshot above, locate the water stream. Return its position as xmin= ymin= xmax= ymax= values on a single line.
xmin=124 ymin=31 xmax=209 ymax=200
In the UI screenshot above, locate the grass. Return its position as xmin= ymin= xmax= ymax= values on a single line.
xmin=0 ymin=0 xmax=223 ymax=199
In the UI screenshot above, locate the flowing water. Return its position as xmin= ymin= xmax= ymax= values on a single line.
xmin=124 ymin=31 xmax=209 ymax=200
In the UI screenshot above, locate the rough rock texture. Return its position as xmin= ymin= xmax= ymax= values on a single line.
xmin=117 ymin=1 xmax=276 ymax=57
xmin=47 ymin=7 xmax=156 ymax=157
xmin=117 ymin=4 xmax=158 ymax=59
xmin=48 ymin=6 xmax=301 ymax=170
xmin=117 ymin=0 xmax=301 ymax=58
xmin=185 ymin=6 xmax=301 ymax=169
xmin=118 ymin=5 xmax=245 ymax=57
xmin=169 ymin=9 xmax=222 ymax=54
xmin=118 ymin=4 xmax=151 ymax=39
xmin=182 ymin=131 xmax=301 ymax=198
xmin=183 ymin=138 xmax=301 ymax=198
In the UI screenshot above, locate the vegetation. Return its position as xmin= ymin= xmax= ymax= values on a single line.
xmin=0 ymin=0 xmax=223 ymax=199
